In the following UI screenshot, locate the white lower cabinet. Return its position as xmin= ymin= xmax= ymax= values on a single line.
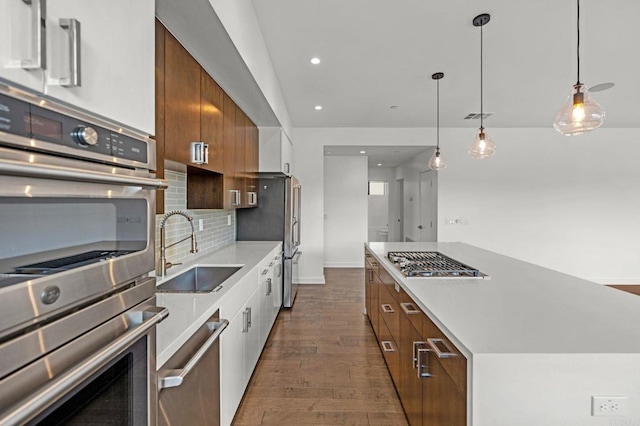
xmin=219 ymin=245 xmax=282 ymax=426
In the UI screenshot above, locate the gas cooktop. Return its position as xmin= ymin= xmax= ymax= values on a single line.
xmin=387 ymin=251 xmax=488 ymax=279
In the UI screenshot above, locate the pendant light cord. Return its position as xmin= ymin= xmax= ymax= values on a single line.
xmin=436 ymin=78 xmax=440 ymax=149
xmin=576 ymin=0 xmax=581 ymax=84
xmin=480 ymin=22 xmax=484 ymax=130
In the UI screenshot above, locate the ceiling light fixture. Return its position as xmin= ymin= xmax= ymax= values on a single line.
xmin=429 ymin=72 xmax=447 ymax=171
xmin=469 ymin=13 xmax=496 ymax=160
xmin=360 ymin=150 xmax=366 ymax=154
xmin=310 ymin=57 xmax=321 ymax=65
xmin=553 ymin=0 xmax=605 ymax=135
xmin=314 ymin=105 xmax=323 ymax=110
xmin=377 ymin=163 xmax=382 ymax=166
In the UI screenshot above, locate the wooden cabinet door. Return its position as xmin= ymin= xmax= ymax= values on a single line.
xmin=200 ymin=71 xmax=224 ymax=173
xmin=235 ymin=106 xmax=247 ymax=207
xmin=164 ymin=30 xmax=200 ymax=164
xmin=154 ymin=19 xmax=166 ymax=214
xmin=222 ymin=92 xmax=237 ymax=208
xmin=244 ymin=120 xmax=259 ymax=207
xmin=400 ymin=312 xmax=424 ymax=426
xmin=422 ymin=357 xmax=466 ymax=426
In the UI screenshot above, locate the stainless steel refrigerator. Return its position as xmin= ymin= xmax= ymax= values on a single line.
xmin=236 ymin=173 xmax=301 ymax=308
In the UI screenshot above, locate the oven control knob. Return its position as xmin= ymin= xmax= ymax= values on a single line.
xmin=41 ymin=286 xmax=61 ymax=305
xmin=72 ymin=126 xmax=98 ymax=146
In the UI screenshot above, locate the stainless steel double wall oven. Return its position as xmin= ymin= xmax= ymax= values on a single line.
xmin=0 ymin=81 xmax=167 ymax=425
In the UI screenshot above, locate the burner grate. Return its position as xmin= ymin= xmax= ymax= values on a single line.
xmin=387 ymin=251 xmax=481 ymax=278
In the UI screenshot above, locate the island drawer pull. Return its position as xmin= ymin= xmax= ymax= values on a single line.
xmin=412 ymin=341 xmax=426 ymax=368
xmin=427 ymin=338 xmax=456 ymax=358
xmin=401 ymin=302 xmax=421 ymax=315
xmin=381 ymin=304 xmax=394 ymax=314
xmin=381 ymin=341 xmax=395 ymax=353
xmin=368 ymin=269 xmax=374 ymax=283
xmin=417 ymin=347 xmax=432 ymax=378
xmin=242 ymin=308 xmax=249 ymax=333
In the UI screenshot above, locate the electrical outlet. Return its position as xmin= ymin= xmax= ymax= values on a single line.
xmin=591 ymin=396 xmax=627 ymax=416
xmin=198 ymin=219 xmax=204 ymax=231
xmin=227 ymin=215 xmax=231 ymax=226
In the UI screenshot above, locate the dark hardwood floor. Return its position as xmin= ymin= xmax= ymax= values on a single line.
xmin=232 ymin=268 xmax=408 ymax=425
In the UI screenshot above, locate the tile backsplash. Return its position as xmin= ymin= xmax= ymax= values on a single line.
xmin=155 ymin=170 xmax=235 ymax=268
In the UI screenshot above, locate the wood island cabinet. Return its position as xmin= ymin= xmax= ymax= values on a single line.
xmin=364 ymin=249 xmax=467 ymax=426
xmin=155 ymin=19 xmax=258 ymax=211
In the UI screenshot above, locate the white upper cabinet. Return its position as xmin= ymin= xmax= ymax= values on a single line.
xmin=0 ymin=0 xmax=47 ymax=92
xmin=259 ymin=127 xmax=293 ymax=175
xmin=0 ymin=0 xmax=155 ymax=134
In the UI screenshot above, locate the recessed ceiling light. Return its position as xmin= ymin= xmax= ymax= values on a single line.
xmin=360 ymin=150 xmax=366 ymax=154
xmin=310 ymin=57 xmax=321 ymax=65
xmin=314 ymin=105 xmax=323 ymax=110
xmin=377 ymin=163 xmax=382 ymax=166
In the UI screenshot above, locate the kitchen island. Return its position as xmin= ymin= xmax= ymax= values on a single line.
xmin=366 ymin=242 xmax=640 ymax=425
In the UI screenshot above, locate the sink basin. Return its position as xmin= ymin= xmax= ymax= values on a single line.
xmin=156 ymin=266 xmax=242 ymax=293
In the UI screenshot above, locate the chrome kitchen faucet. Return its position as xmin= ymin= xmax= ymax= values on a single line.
xmin=158 ymin=210 xmax=198 ymax=277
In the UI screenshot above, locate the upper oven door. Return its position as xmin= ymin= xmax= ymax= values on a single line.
xmin=0 ymin=147 xmax=165 ymax=339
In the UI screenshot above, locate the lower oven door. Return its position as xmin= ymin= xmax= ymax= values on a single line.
xmin=0 ymin=298 xmax=168 ymax=426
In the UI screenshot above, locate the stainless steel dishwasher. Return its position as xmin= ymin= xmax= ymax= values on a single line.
xmin=158 ymin=310 xmax=228 ymax=426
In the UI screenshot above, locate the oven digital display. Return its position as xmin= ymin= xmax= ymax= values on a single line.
xmin=28 ymin=113 xmax=63 ymax=140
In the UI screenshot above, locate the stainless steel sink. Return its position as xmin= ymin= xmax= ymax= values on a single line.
xmin=156 ymin=266 xmax=242 ymax=293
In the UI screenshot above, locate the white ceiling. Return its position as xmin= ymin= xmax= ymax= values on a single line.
xmin=250 ymin=0 xmax=637 ymax=129
xmin=325 ymin=145 xmax=431 ymax=168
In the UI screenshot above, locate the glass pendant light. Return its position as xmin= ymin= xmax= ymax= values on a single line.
xmin=429 ymin=72 xmax=447 ymax=171
xmin=469 ymin=13 xmax=496 ymax=160
xmin=553 ymin=0 xmax=605 ymax=135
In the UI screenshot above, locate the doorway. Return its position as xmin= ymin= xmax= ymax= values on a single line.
xmin=418 ymin=171 xmax=437 ymax=242
xmin=391 ymin=178 xmax=404 ymax=242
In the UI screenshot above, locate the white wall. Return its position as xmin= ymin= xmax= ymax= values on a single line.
xmin=324 ymin=156 xmax=368 ymax=267
xmin=293 ymin=127 xmax=640 ymax=285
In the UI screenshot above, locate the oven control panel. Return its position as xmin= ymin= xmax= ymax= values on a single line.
xmin=0 ymin=92 xmax=148 ymax=166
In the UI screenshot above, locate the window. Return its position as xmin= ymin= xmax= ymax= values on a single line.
xmin=368 ymin=181 xmax=387 ymax=195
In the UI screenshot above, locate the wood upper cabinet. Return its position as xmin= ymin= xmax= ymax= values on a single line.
xmin=156 ymin=20 xmax=258 ymax=210
xmin=164 ymin=30 xmax=200 ymax=165
xmin=235 ymin=106 xmax=247 ymax=207
xmin=200 ymin=72 xmax=224 ymax=173
xmin=245 ymin=121 xmax=259 ymax=206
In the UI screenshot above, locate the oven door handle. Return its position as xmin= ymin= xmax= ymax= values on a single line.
xmin=0 ymin=157 xmax=168 ymax=189
xmin=0 ymin=306 xmax=169 ymax=426
xmin=159 ymin=319 xmax=229 ymax=389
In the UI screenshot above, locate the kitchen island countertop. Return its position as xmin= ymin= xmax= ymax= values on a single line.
xmin=367 ymin=242 xmax=640 ymax=356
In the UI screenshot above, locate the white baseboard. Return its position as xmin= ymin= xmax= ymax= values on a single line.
xmin=323 ymin=262 xmax=364 ymax=268
xmin=294 ymin=276 xmax=326 ymax=285
xmin=591 ymin=278 xmax=640 ymax=285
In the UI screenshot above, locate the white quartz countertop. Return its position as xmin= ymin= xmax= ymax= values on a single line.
xmin=155 ymin=241 xmax=280 ymax=367
xmin=367 ymin=242 xmax=640 ymax=357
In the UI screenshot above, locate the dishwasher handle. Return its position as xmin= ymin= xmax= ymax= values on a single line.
xmin=159 ymin=319 xmax=229 ymax=389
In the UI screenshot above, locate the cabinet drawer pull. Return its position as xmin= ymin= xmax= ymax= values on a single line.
xmin=190 ymin=142 xmax=209 ymax=165
xmin=371 ymin=261 xmax=378 ymax=266
xmin=368 ymin=269 xmax=374 ymax=283
xmin=381 ymin=341 xmax=395 ymax=353
xmin=381 ymin=304 xmax=394 ymax=314
xmin=417 ymin=347 xmax=432 ymax=378
xmin=412 ymin=341 xmax=426 ymax=368
xmin=247 ymin=307 xmax=252 ymax=327
xmin=266 ymin=278 xmax=272 ymax=295
xmin=427 ymin=338 xmax=456 ymax=358
xmin=18 ymin=0 xmax=46 ymax=71
xmin=261 ymin=269 xmax=269 ymax=275
xmin=400 ymin=302 xmax=421 ymax=315
xmin=242 ymin=308 xmax=249 ymax=333
xmin=58 ymin=18 xmax=81 ymax=87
